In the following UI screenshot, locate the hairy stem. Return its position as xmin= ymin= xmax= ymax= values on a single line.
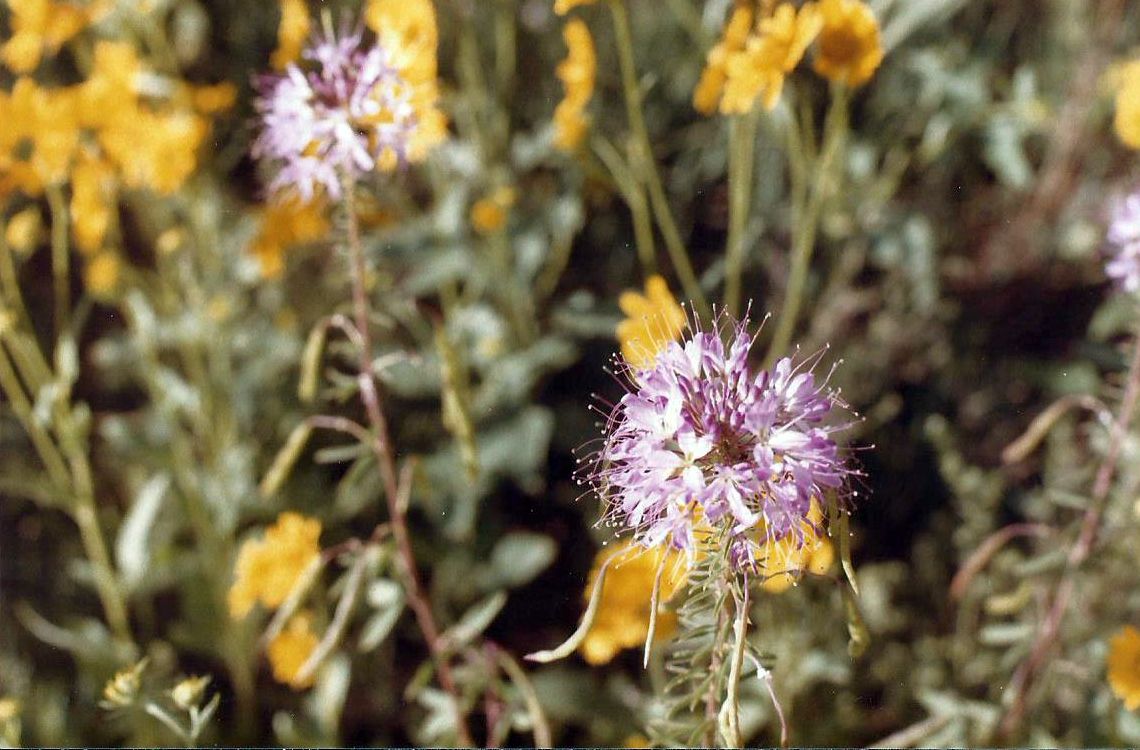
xmin=342 ymin=183 xmax=474 ymax=747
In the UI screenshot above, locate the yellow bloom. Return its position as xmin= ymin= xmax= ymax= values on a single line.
xmin=70 ymin=152 xmax=115 ymax=254
xmin=1114 ymin=60 xmax=1140 ymax=149
xmin=5 ymin=208 xmax=42 ymax=254
xmin=365 ymin=0 xmax=447 ymax=165
xmin=0 ymin=78 xmax=81 ymax=191
xmin=722 ymin=2 xmax=822 ymax=114
xmin=78 ymin=41 xmax=140 ymax=133
xmin=470 ymin=186 xmax=516 ymax=235
xmin=101 ymin=659 xmax=147 ymax=708
xmin=812 ymin=0 xmax=883 ymax=87
xmin=693 ymin=7 xmax=754 ymax=115
xmin=1109 ymin=625 xmax=1140 ymax=711
xmin=271 ymin=0 xmax=310 ymax=70
xmin=616 ymin=275 xmax=687 ymax=371
xmin=581 ymin=540 xmax=688 ymax=665
xmin=170 ymin=674 xmax=211 ymax=711
xmin=554 ymin=0 xmax=597 ymax=14
xmin=267 ymin=612 xmax=320 ymax=689
xmin=754 ymin=500 xmax=835 ymax=593
xmin=248 ymin=194 xmax=330 ymax=279
xmin=227 ymin=512 xmax=322 ymax=619
xmin=101 ymin=108 xmax=207 ymax=194
xmin=83 ymin=250 xmax=121 ymax=298
xmin=553 ymin=18 xmax=596 ymax=151
xmin=623 ymin=735 xmax=651 ymax=748
xmin=190 ymin=82 xmax=238 ymax=114
xmin=1 ymin=0 xmax=96 ymax=73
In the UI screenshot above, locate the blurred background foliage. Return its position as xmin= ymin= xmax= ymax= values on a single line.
xmin=1 ymin=0 xmax=1140 ymax=745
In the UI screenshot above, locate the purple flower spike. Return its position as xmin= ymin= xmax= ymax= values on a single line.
xmin=1107 ymin=191 xmax=1140 ymax=294
xmin=583 ymin=317 xmax=857 ymax=571
xmin=252 ymin=25 xmax=417 ymax=200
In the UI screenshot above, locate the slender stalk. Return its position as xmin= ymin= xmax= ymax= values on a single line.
xmin=342 ymin=182 xmax=474 ymax=748
xmin=46 ymin=185 xmax=70 ymax=340
xmin=724 ymin=110 xmax=759 ymax=317
xmin=999 ymin=331 xmax=1140 ymax=738
xmin=765 ymin=85 xmax=848 ymax=367
xmin=608 ymin=0 xmax=710 ymax=319
xmin=592 ymin=136 xmax=657 ymax=276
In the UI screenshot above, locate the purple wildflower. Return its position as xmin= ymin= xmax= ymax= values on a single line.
xmin=1107 ymin=192 xmax=1140 ymax=294
xmin=252 ymin=25 xmax=417 ymax=201
xmin=585 ymin=318 xmax=855 ymax=571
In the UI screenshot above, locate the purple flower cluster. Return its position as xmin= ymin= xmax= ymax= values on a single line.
xmin=253 ymin=26 xmax=416 ymax=200
xmin=1107 ymin=192 xmax=1140 ymax=293
xmin=587 ymin=320 xmax=854 ymax=570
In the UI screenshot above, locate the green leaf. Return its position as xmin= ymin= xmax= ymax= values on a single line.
xmin=489 ymin=532 xmax=556 ymax=589
xmin=115 ymin=474 xmax=171 ymax=591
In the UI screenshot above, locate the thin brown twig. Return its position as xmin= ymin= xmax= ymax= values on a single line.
xmin=342 ymin=181 xmax=475 ymax=747
xmin=999 ymin=333 xmax=1140 ymax=738
xmin=949 ymin=522 xmax=1055 ymax=601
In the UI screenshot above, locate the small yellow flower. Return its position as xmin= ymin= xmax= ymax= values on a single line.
xmin=470 ymin=186 xmax=517 ymax=235
xmin=1109 ymin=625 xmax=1140 ymax=711
xmin=722 ymin=2 xmax=822 ymax=114
xmin=5 ymin=207 xmax=42 ymax=253
xmin=554 ymin=0 xmax=597 ymax=15
xmin=553 ymin=18 xmax=596 ymax=151
xmin=70 ymin=152 xmax=116 ymax=254
xmin=755 ymin=500 xmax=835 ymax=593
xmin=83 ymin=250 xmax=121 ymax=298
xmin=812 ymin=0 xmax=883 ymax=87
xmin=248 ymin=194 xmax=330 ymax=279
xmin=101 ymin=659 xmax=148 ymax=709
xmin=693 ymin=6 xmax=754 ymax=115
xmin=267 ymin=612 xmax=320 ymax=689
xmin=190 ymin=82 xmax=238 ymax=114
xmin=228 ymin=511 xmax=322 ymax=619
xmin=156 ymin=227 xmax=185 ymax=255
xmin=170 ymin=674 xmax=211 ymax=711
xmin=1114 ymin=60 xmax=1140 ymax=149
xmin=616 ymin=275 xmax=687 ymax=371
xmin=623 ymin=734 xmax=651 ymax=748
xmin=1 ymin=0 xmax=95 ymax=73
xmin=365 ymin=0 xmax=447 ymax=165
xmin=271 ymin=0 xmax=311 ymax=70
xmin=581 ymin=540 xmax=688 ymax=665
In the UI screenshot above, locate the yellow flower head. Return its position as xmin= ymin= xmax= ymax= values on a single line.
xmin=1114 ymin=60 xmax=1140 ymax=150
xmin=271 ymin=0 xmax=311 ymax=70
xmin=553 ymin=18 xmax=596 ymax=151
xmin=554 ymin=0 xmax=597 ymax=14
xmin=70 ymin=152 xmax=115 ymax=254
xmin=84 ymin=250 xmax=121 ymax=299
xmin=365 ymin=0 xmax=447 ymax=165
xmin=722 ymin=2 xmax=822 ymax=114
xmin=754 ymin=499 xmax=834 ymax=593
xmin=0 ymin=78 xmax=81 ymax=191
xmin=1 ymin=0 xmax=100 ymax=73
xmin=268 ymin=612 xmax=320 ymax=689
xmin=170 ymin=674 xmax=211 ymax=711
xmin=693 ymin=6 xmax=754 ymax=115
xmin=1109 ymin=625 xmax=1140 ymax=711
xmin=616 ymin=275 xmax=687 ymax=371
xmin=812 ymin=0 xmax=883 ymax=87
xmin=248 ymin=194 xmax=330 ymax=279
xmin=581 ymin=540 xmax=688 ymax=665
xmin=5 ymin=208 xmax=42 ymax=254
xmin=227 ymin=511 xmax=322 ymax=619
xmin=470 ymin=186 xmax=517 ymax=235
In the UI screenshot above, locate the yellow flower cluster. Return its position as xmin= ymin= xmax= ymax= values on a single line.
xmin=616 ymin=275 xmax=688 ymax=371
xmin=0 ymin=35 xmax=231 ymax=292
xmin=248 ymin=195 xmax=330 ymax=279
xmin=1109 ymin=625 xmax=1140 ymax=711
xmin=554 ymin=19 xmax=596 ymax=151
xmin=470 ymin=186 xmax=517 ymax=235
xmin=270 ymin=0 xmax=311 ymax=70
xmin=580 ymin=540 xmax=688 ymax=665
xmin=753 ymin=499 xmax=835 ymax=593
xmin=267 ymin=611 xmax=320 ymax=690
xmin=365 ymin=0 xmax=448 ymax=167
xmin=694 ymin=0 xmax=883 ymax=115
xmin=227 ymin=512 xmax=322 ymax=619
xmin=554 ymin=0 xmax=597 ymax=15
xmin=1114 ymin=60 xmax=1140 ymax=149
xmin=1 ymin=0 xmax=109 ymax=74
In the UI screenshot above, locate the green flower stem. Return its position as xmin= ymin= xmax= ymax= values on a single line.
xmin=592 ymin=135 xmax=657 ymax=276
xmin=718 ymin=582 xmax=750 ymax=748
xmin=765 ymin=84 xmax=849 ymax=367
xmin=46 ymin=185 xmax=70 ymax=341
xmin=608 ymin=0 xmax=711 ymax=319
xmin=724 ymin=109 xmax=760 ymax=317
